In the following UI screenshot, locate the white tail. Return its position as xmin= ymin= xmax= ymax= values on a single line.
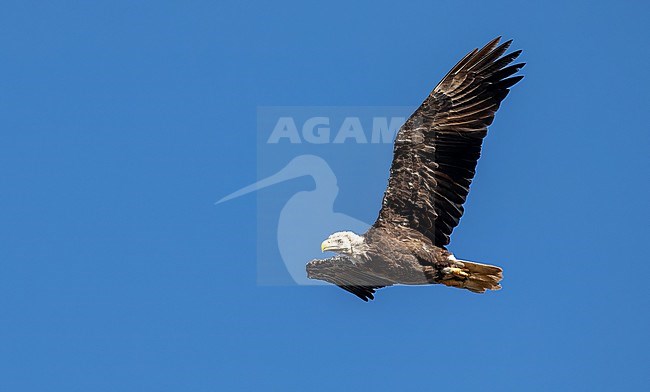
xmin=458 ymin=260 xmax=503 ymax=293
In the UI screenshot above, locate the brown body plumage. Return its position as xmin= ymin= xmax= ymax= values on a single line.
xmin=306 ymin=37 xmax=524 ymax=301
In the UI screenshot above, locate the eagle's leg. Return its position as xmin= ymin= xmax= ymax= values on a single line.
xmin=437 ymin=266 xmax=470 ymax=289
xmin=441 ymin=266 xmax=469 ymax=279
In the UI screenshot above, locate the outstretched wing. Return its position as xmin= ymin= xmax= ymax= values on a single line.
xmin=374 ymin=37 xmax=525 ymax=246
xmin=306 ymin=256 xmax=394 ymax=301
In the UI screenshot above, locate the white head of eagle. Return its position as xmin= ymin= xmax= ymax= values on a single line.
xmin=321 ymin=231 xmax=366 ymax=257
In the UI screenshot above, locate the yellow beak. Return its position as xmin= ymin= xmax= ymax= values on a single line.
xmin=321 ymin=239 xmax=331 ymax=252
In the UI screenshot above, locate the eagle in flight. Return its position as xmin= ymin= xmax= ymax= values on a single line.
xmin=306 ymin=37 xmax=525 ymax=301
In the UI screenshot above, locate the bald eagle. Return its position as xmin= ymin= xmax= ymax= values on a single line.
xmin=306 ymin=37 xmax=525 ymax=301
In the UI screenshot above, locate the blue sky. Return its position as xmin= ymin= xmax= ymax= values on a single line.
xmin=1 ymin=1 xmax=649 ymax=391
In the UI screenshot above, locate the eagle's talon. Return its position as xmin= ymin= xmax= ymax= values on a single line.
xmin=442 ymin=267 xmax=469 ymax=279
